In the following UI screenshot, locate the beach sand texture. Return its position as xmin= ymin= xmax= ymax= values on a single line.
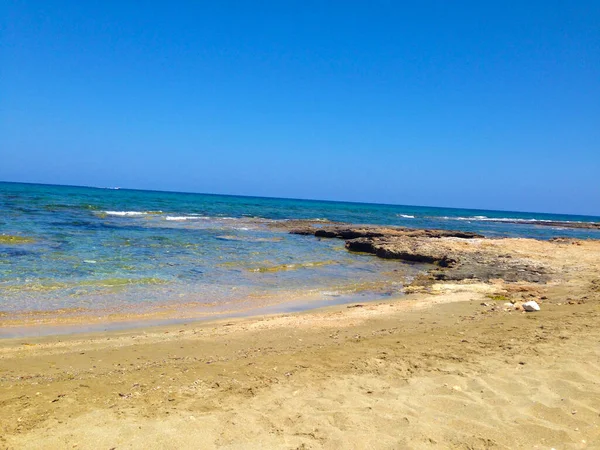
xmin=1 ymin=237 xmax=599 ymax=449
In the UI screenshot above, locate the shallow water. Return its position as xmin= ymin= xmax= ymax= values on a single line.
xmin=1 ymin=182 xmax=599 ymax=323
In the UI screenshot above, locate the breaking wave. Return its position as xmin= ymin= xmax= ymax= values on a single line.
xmin=441 ymin=216 xmax=588 ymax=224
xmin=104 ymin=211 xmax=152 ymax=217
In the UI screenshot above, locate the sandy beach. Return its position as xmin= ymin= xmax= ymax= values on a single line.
xmin=1 ymin=235 xmax=599 ymax=449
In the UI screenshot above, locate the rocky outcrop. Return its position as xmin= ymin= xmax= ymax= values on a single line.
xmin=345 ymin=237 xmax=458 ymax=267
xmin=315 ymin=228 xmax=388 ymax=239
xmin=428 ymin=255 xmax=550 ymax=283
xmin=290 ymin=225 xmax=483 ymax=240
xmin=287 ymin=224 xmax=550 ymax=284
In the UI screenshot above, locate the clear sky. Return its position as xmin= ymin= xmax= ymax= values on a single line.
xmin=1 ymin=1 xmax=599 ymax=215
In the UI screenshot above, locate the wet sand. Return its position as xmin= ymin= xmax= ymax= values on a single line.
xmin=1 ymin=237 xmax=600 ymax=449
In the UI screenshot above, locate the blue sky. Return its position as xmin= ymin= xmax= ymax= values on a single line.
xmin=1 ymin=1 xmax=599 ymax=215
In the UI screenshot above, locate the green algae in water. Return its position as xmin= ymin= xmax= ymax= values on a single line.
xmin=0 ymin=277 xmax=168 ymax=294
xmin=249 ymin=260 xmax=337 ymax=273
xmin=0 ymin=235 xmax=35 ymax=244
xmin=77 ymin=277 xmax=168 ymax=287
xmin=217 ymin=235 xmax=283 ymax=242
xmin=0 ymin=281 xmax=69 ymax=294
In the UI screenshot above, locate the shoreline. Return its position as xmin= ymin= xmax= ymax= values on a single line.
xmin=0 ymin=287 xmax=403 ymax=339
xmin=0 ymin=224 xmax=596 ymax=337
xmin=0 ymin=276 xmax=411 ymax=338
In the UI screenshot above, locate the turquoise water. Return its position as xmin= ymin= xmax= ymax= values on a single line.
xmin=1 ymin=182 xmax=599 ymax=321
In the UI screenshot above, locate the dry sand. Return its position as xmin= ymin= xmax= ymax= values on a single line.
xmin=1 ymin=238 xmax=600 ymax=449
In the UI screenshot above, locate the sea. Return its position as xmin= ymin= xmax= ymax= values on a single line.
xmin=1 ymin=181 xmax=599 ymax=336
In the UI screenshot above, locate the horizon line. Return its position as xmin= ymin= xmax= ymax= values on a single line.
xmin=1 ymin=179 xmax=599 ymax=219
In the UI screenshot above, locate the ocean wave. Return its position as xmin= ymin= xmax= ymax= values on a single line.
xmin=441 ymin=216 xmax=586 ymax=224
xmin=240 ymin=214 xmax=280 ymax=222
xmin=165 ymin=216 xmax=210 ymax=221
xmin=104 ymin=210 xmax=169 ymax=217
xmin=102 ymin=212 xmax=332 ymax=225
xmin=104 ymin=212 xmax=257 ymax=222
xmin=165 ymin=216 xmax=190 ymax=221
xmin=398 ymin=214 xmax=415 ymax=219
xmin=279 ymin=217 xmax=330 ymax=222
xmin=104 ymin=211 xmax=150 ymax=217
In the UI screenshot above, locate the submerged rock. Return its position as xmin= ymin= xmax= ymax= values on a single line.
xmin=0 ymin=234 xmax=35 ymax=244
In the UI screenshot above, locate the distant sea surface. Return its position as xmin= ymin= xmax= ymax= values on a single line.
xmin=2 ymin=182 xmax=599 ymax=333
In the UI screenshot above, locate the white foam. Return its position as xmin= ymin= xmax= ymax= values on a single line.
xmin=398 ymin=214 xmax=415 ymax=219
xmin=105 ymin=211 xmax=148 ymax=217
xmin=442 ymin=216 xmax=585 ymax=224
xmin=165 ymin=216 xmax=202 ymax=221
